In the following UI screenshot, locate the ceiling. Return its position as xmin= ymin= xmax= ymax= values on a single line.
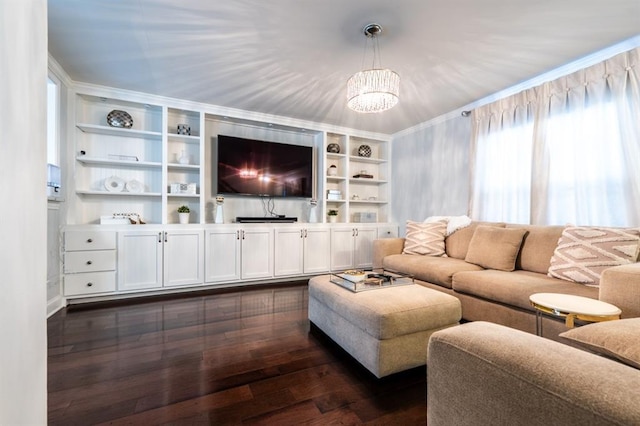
xmin=48 ymin=0 xmax=640 ymax=135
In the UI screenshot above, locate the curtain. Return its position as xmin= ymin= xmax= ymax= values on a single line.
xmin=470 ymin=47 xmax=640 ymax=227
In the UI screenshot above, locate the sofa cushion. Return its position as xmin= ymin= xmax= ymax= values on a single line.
xmin=402 ymin=220 xmax=447 ymax=256
xmin=465 ymin=226 xmax=528 ymax=272
xmin=452 ymin=270 xmax=598 ymax=311
xmin=383 ymin=254 xmax=484 ymax=289
xmin=507 ymin=224 xmax=565 ymax=274
xmin=560 ymin=318 xmax=640 ymax=369
xmin=445 ymin=221 xmax=506 ymax=260
xmin=548 ymin=226 xmax=640 ymax=287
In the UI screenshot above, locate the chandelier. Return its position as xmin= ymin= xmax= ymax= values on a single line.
xmin=347 ymin=23 xmax=400 ymax=113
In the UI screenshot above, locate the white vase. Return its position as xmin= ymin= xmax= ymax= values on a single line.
xmin=328 ymin=215 xmax=337 ymax=223
xmin=178 ymin=212 xmax=190 ymax=224
xmin=214 ymin=204 xmax=224 ymax=224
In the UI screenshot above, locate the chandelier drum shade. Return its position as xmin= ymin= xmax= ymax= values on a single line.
xmin=347 ymin=23 xmax=400 ymax=113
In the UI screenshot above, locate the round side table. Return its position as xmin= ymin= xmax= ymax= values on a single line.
xmin=529 ymin=293 xmax=621 ymax=336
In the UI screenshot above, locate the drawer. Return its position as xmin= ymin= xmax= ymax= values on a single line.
xmin=64 ymin=271 xmax=116 ymax=296
xmin=64 ymin=250 xmax=116 ymax=273
xmin=65 ymin=230 xmax=116 ymax=251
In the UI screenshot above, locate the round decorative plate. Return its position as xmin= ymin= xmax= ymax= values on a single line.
xmin=357 ymin=144 xmax=372 ymax=157
xmin=104 ymin=176 xmax=125 ymax=192
xmin=106 ymin=110 xmax=133 ymax=128
xmin=125 ymin=179 xmax=144 ymax=193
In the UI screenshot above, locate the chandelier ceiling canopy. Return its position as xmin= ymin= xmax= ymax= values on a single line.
xmin=347 ymin=23 xmax=400 ymax=114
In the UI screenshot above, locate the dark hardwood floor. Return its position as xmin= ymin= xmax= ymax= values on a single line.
xmin=48 ymin=283 xmax=427 ymax=425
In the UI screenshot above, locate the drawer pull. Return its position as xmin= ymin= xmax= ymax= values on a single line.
xmin=86 ymin=282 xmax=93 ymax=287
xmin=86 ymin=260 xmax=93 ymax=265
xmin=87 ymin=238 xmax=93 ymax=243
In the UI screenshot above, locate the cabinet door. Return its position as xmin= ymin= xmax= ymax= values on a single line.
xmin=241 ymin=228 xmax=273 ymax=280
xmin=354 ymin=227 xmax=377 ymax=269
xmin=163 ymin=229 xmax=204 ymax=287
xmin=117 ymin=231 xmax=163 ymax=291
xmin=330 ymin=228 xmax=355 ymax=271
xmin=274 ymin=228 xmax=304 ymax=277
xmin=205 ymin=228 xmax=241 ymax=283
xmin=303 ymin=228 xmax=331 ymax=274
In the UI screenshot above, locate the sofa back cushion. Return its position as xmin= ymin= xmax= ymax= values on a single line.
xmin=465 ymin=226 xmax=528 ymax=271
xmin=445 ymin=221 xmax=505 ymax=260
xmin=507 ymin=224 xmax=565 ymax=274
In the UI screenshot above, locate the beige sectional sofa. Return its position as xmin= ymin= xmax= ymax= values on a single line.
xmin=373 ymin=221 xmax=640 ymax=338
xmin=427 ymin=320 xmax=640 ymax=425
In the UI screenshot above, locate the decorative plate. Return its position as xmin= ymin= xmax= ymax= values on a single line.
xmin=104 ymin=176 xmax=125 ymax=192
xmin=107 ymin=110 xmax=133 ymax=128
xmin=125 ymin=179 xmax=144 ymax=193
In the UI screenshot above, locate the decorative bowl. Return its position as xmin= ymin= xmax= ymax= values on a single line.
xmin=327 ymin=143 xmax=341 ymax=153
xmin=107 ymin=110 xmax=133 ymax=128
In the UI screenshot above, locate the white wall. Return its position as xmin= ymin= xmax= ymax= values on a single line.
xmin=391 ymin=115 xmax=472 ymax=235
xmin=0 ymin=0 xmax=48 ymax=424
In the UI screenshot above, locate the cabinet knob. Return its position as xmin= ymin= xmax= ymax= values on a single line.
xmin=86 ymin=282 xmax=93 ymax=287
xmin=86 ymin=260 xmax=93 ymax=265
xmin=87 ymin=238 xmax=93 ymax=243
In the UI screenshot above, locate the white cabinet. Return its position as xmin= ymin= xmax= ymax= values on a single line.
xmin=117 ymin=230 xmax=163 ymax=291
xmin=163 ymin=229 xmax=205 ymax=287
xmin=117 ymin=228 xmax=204 ymax=291
xmin=63 ymin=230 xmax=117 ymax=297
xmin=205 ymin=228 xmax=241 ymax=283
xmin=330 ymin=226 xmax=378 ymax=271
xmin=240 ymin=227 xmax=274 ymax=280
xmin=274 ymin=227 xmax=330 ymax=277
xmin=205 ymin=226 xmax=273 ymax=283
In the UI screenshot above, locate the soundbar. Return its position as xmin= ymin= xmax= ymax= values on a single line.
xmin=236 ymin=216 xmax=298 ymax=223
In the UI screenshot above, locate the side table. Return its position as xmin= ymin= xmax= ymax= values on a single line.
xmin=529 ymin=293 xmax=621 ymax=336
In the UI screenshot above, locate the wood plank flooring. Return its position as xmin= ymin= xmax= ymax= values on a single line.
xmin=48 ymin=283 xmax=427 ymax=425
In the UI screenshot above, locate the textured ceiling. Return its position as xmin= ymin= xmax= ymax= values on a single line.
xmin=48 ymin=0 xmax=640 ymax=134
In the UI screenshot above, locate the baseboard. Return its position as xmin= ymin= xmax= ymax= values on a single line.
xmin=47 ymin=294 xmax=66 ymax=318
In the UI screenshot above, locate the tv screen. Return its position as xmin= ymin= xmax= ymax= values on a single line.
xmin=217 ymin=135 xmax=313 ymax=198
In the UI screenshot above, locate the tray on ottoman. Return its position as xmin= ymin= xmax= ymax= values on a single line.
xmin=330 ymin=269 xmax=413 ymax=292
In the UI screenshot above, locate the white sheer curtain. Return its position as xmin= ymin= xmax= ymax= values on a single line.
xmin=471 ymin=47 xmax=640 ymax=227
xmin=469 ymin=90 xmax=536 ymax=223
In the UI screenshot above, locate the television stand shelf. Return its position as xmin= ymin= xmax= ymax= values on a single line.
xmin=236 ymin=217 xmax=298 ymax=223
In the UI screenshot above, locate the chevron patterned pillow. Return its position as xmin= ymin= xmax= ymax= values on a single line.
xmin=402 ymin=220 xmax=447 ymax=256
xmin=548 ymin=226 xmax=640 ymax=287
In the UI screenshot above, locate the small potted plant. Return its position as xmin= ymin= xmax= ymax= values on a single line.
xmin=327 ymin=209 xmax=338 ymax=223
xmin=177 ymin=205 xmax=190 ymax=224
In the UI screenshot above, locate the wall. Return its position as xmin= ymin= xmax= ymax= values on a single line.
xmin=0 ymin=0 xmax=48 ymax=424
xmin=391 ymin=115 xmax=472 ymax=235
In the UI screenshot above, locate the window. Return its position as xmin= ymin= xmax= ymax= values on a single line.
xmin=47 ymin=73 xmax=62 ymax=198
xmin=47 ymin=75 xmax=60 ymax=166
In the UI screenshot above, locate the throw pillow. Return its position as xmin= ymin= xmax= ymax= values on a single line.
xmin=402 ymin=220 xmax=447 ymax=256
xmin=465 ymin=226 xmax=528 ymax=271
xmin=548 ymin=227 xmax=640 ymax=287
xmin=559 ymin=318 xmax=640 ymax=369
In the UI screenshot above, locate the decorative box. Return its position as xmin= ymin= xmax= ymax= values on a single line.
xmin=170 ymin=183 xmax=197 ymax=194
xmin=352 ymin=212 xmax=377 ymax=223
xmin=327 ymin=189 xmax=342 ymax=200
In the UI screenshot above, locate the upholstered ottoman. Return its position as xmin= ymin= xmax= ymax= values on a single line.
xmin=308 ymin=274 xmax=462 ymax=378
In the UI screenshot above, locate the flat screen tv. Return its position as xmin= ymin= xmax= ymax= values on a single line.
xmin=216 ymin=135 xmax=313 ymax=198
